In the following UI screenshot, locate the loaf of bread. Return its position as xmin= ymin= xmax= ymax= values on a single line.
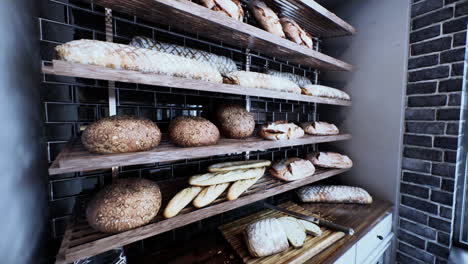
xmin=307 ymin=152 xmax=353 ymax=169
xmin=270 ymin=158 xmax=315 ymax=181
xmin=298 ymin=219 xmax=322 ymax=236
xmin=208 ymin=160 xmax=271 ymax=173
xmin=193 ymin=183 xmax=230 ymax=208
xmin=300 ymin=121 xmax=339 ymax=136
xmin=259 ymin=121 xmax=305 ymax=140
xmin=130 ymin=36 xmax=237 ymax=76
xmin=86 ymin=178 xmax=161 ymax=233
xmin=266 ymin=70 xmax=313 ymax=88
xmin=250 ymin=1 xmax=285 ymax=38
xmin=244 ymin=218 xmax=289 ymax=257
xmin=189 ymin=167 xmax=265 ymax=186
xmin=301 ymin=85 xmax=350 ymax=100
xmin=168 ymin=116 xmax=220 ymax=147
xmin=55 ymin=39 xmax=223 ymax=83
xmin=164 ymin=186 xmax=203 ymax=218
xmin=227 ymin=173 xmax=263 ymax=200
xmin=213 ymin=104 xmax=255 ymax=139
xmin=224 ymin=71 xmax=301 ymax=94
xmin=277 ymin=217 xmax=306 ymax=248
xmin=297 ymin=185 xmax=373 ymax=204
xmin=194 ymin=0 xmax=244 ymax=21
xmin=280 ymin=17 xmax=313 ymax=48
xmin=82 ymin=115 xmax=161 ymax=154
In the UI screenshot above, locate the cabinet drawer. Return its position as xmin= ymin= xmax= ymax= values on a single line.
xmin=356 ymin=213 xmax=393 ymax=264
xmin=334 ymin=244 xmax=356 ymax=264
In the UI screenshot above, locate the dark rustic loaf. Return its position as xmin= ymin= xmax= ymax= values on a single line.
xmin=214 ymin=104 xmax=255 ymax=139
xmin=82 ymin=115 xmax=161 ymax=154
xmin=86 ymin=178 xmax=162 ymax=233
xmin=168 ymin=116 xmax=220 ymax=147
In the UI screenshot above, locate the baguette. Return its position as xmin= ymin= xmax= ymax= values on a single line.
xmin=301 ymin=84 xmax=350 ymax=100
xmin=208 ymin=160 xmax=271 ymax=173
xmin=307 ymin=152 xmax=353 ymax=169
xmin=193 ymin=183 xmax=230 ymax=208
xmin=224 ymin=71 xmax=301 ymax=94
xmin=189 ymin=167 xmax=265 ymax=186
xmin=250 ymin=1 xmax=285 ymax=38
xmin=270 ymin=158 xmax=315 ymax=181
xmin=259 ymin=121 xmax=305 ymax=141
xmin=227 ymin=174 xmax=263 ymax=200
xmin=277 ymin=217 xmax=306 ymax=248
xmin=298 ymin=219 xmax=322 ymax=236
xmin=300 ymin=121 xmax=339 ymax=136
xmin=56 ymin=39 xmax=223 ymax=83
xmin=163 ymin=186 xmax=203 ymax=218
xmin=297 ymin=185 xmax=373 ymax=204
xmin=244 ymin=218 xmax=289 ymax=257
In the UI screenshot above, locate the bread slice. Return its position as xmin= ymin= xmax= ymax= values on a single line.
xmin=277 ymin=216 xmax=306 ymax=248
xmin=189 ymin=167 xmax=265 ymax=186
xmin=163 ymin=186 xmax=203 ymax=218
xmin=298 ymin=219 xmax=322 ymax=237
xmin=227 ymin=174 xmax=263 ymax=200
xmin=208 ymin=160 xmax=271 ymax=173
xmin=192 ymin=183 xmax=230 ymax=208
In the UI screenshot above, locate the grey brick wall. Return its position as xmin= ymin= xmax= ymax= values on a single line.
xmin=397 ymin=0 xmax=467 ymax=263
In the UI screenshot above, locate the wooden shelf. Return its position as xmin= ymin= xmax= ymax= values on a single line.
xmin=78 ymin=0 xmax=352 ymax=70
xmin=49 ymin=133 xmax=351 ymax=175
xmin=43 ymin=61 xmax=352 ymax=106
xmin=54 ymin=168 xmax=349 ymax=264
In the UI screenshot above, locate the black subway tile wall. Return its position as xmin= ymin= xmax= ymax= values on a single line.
xmin=39 ymin=0 xmax=322 ymax=261
xmin=398 ymin=0 xmax=466 ymax=263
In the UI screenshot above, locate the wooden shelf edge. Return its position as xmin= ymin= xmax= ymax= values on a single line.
xmin=55 ymin=168 xmax=349 ymax=264
xmin=42 ymin=61 xmax=352 ymax=106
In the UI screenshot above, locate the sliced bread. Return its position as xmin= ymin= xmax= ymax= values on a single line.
xmin=298 ymin=219 xmax=322 ymax=236
xmin=277 ymin=216 xmax=306 ymax=248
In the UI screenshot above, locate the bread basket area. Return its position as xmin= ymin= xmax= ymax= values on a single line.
xmin=38 ymin=0 xmax=396 ymax=263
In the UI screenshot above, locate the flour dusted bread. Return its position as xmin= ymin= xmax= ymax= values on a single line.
xmin=259 ymin=121 xmax=305 ymax=140
xmin=297 ymin=185 xmax=373 ymax=204
xmin=266 ymin=70 xmax=313 ymax=88
xmin=298 ymin=219 xmax=322 ymax=236
xmin=86 ymin=178 xmax=162 ymax=233
xmin=270 ymin=158 xmax=315 ymax=181
xmin=300 ymin=121 xmax=339 ymax=136
xmin=189 ymin=167 xmax=265 ymax=186
xmin=244 ymin=218 xmax=289 ymax=257
xmin=193 ymin=183 xmax=230 ymax=208
xmin=301 ymin=84 xmax=350 ymax=100
xmin=277 ymin=217 xmax=306 ymax=248
xmin=56 ymin=40 xmax=222 ymax=83
xmin=208 ymin=160 xmax=271 ymax=173
xmin=164 ymin=186 xmax=203 ymax=218
xmin=82 ymin=115 xmax=161 ymax=154
xmin=250 ymin=1 xmax=285 ymax=38
xmin=168 ymin=116 xmax=220 ymax=147
xmin=224 ymin=71 xmax=301 ymax=94
xmin=213 ymin=104 xmax=255 ymax=139
xmin=195 ymin=0 xmax=244 ymax=21
xmin=307 ymin=152 xmax=353 ymax=169
xmin=280 ymin=17 xmax=313 ymax=48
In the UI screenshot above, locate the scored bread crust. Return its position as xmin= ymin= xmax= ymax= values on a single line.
xmin=297 ymin=185 xmax=373 ymax=204
xmin=307 ymin=152 xmax=353 ymax=169
xmin=279 ymin=17 xmax=313 ymax=48
xmin=164 ymin=186 xmax=203 ymax=218
xmin=250 ymin=1 xmax=285 ymax=38
xmin=213 ymin=104 xmax=255 ymax=139
xmin=266 ymin=70 xmax=313 ymax=88
xmin=193 ymin=183 xmax=230 ymax=208
xmin=227 ymin=174 xmax=263 ymax=200
xmin=244 ymin=218 xmax=289 ymax=257
xmin=189 ymin=167 xmax=265 ymax=186
xmin=168 ymin=116 xmax=220 ymax=147
xmin=259 ymin=121 xmax=305 ymax=141
xmin=277 ymin=216 xmax=306 ymax=248
xmin=224 ymin=71 xmax=301 ymax=94
xmin=55 ymin=40 xmax=223 ymax=83
xmin=82 ymin=115 xmax=161 ymax=154
xmin=86 ymin=178 xmax=161 ymax=233
xmin=208 ymin=160 xmax=271 ymax=173
xmin=300 ymin=121 xmax=339 ymax=136
xmin=301 ymin=85 xmax=350 ymax=100
xmin=196 ymin=0 xmax=244 ymax=21
xmin=270 ymin=158 xmax=316 ymax=181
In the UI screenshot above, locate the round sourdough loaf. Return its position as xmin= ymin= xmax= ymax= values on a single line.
xmin=82 ymin=115 xmax=161 ymax=154
xmin=86 ymin=178 xmax=162 ymax=233
xmin=168 ymin=116 xmax=220 ymax=147
xmin=214 ymin=104 xmax=255 ymax=139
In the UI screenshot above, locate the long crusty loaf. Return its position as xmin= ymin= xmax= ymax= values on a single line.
xmin=266 ymin=70 xmax=313 ymax=88
xmin=270 ymin=158 xmax=315 ymax=181
xmin=250 ymin=1 xmax=285 ymax=38
xmin=189 ymin=167 xmax=265 ymax=186
xmin=259 ymin=121 xmax=305 ymax=141
xmin=193 ymin=183 xmax=230 ymax=208
xmin=208 ymin=160 xmax=271 ymax=173
xmin=297 ymin=185 xmax=373 ymax=204
xmin=244 ymin=218 xmax=289 ymax=257
xmin=280 ymin=17 xmax=313 ymax=48
xmin=300 ymin=121 xmax=339 ymax=136
xmin=301 ymin=85 xmax=350 ymax=100
xmin=307 ymin=152 xmax=353 ymax=169
xmin=163 ymin=186 xmax=203 ymax=218
xmin=224 ymin=71 xmax=301 ymax=94
xmin=56 ymin=39 xmax=223 ymax=83
xmin=277 ymin=216 xmax=307 ymax=248
xmin=227 ymin=174 xmax=263 ymax=200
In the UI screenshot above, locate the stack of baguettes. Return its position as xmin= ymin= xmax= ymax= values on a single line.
xmin=163 ymin=160 xmax=271 ymax=218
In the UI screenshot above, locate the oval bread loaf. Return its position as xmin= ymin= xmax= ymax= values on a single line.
xmin=250 ymin=1 xmax=285 ymax=38
xmin=86 ymin=178 xmax=162 ymax=233
xmin=82 ymin=115 xmax=161 ymax=154
xmin=270 ymin=158 xmax=315 ymax=181
xmin=297 ymin=185 xmax=373 ymax=204
xmin=259 ymin=121 xmax=305 ymax=140
xmin=300 ymin=121 xmax=339 ymax=136
xmin=307 ymin=152 xmax=353 ymax=169
xmin=168 ymin=116 xmax=220 ymax=147
xmin=213 ymin=104 xmax=255 ymax=139
xmin=301 ymin=84 xmax=350 ymax=100
xmin=244 ymin=218 xmax=289 ymax=257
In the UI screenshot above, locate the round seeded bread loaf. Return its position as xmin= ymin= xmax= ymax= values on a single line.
xmin=86 ymin=178 xmax=162 ymax=233
xmin=168 ymin=116 xmax=220 ymax=147
xmin=82 ymin=115 xmax=161 ymax=154
xmin=214 ymin=104 xmax=255 ymax=139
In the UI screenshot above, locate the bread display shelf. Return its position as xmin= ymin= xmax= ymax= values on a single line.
xmin=49 ymin=133 xmax=351 ymax=175
xmin=42 ymin=61 xmax=352 ymax=106
xmin=77 ymin=0 xmax=352 ymax=70
xmin=54 ymin=168 xmax=349 ymax=264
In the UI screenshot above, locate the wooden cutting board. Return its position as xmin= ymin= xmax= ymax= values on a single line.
xmin=219 ymin=201 xmax=346 ymax=264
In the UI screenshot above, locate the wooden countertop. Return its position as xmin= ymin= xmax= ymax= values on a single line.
xmin=134 ymin=200 xmax=393 ymax=264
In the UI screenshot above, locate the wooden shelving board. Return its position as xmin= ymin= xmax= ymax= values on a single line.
xmin=49 ymin=133 xmax=351 ymax=175
xmin=77 ymin=0 xmax=353 ymax=70
xmin=42 ymin=61 xmax=352 ymax=106
xmin=54 ymin=168 xmax=349 ymax=264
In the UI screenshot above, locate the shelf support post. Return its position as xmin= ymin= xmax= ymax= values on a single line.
xmin=245 ymin=49 xmax=251 ymax=160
